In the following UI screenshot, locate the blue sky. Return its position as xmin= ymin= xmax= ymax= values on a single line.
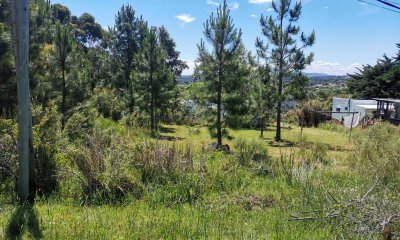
xmin=53 ymin=0 xmax=400 ymax=75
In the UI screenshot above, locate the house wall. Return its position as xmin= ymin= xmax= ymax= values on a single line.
xmin=332 ymin=97 xmax=376 ymax=120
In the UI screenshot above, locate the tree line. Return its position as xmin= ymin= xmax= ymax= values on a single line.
xmin=0 ymin=0 xmax=316 ymax=150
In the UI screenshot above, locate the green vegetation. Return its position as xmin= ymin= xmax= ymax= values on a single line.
xmin=348 ymin=44 xmax=400 ymax=99
xmin=1 ymin=0 xmax=400 ymax=238
xmin=2 ymin=117 xmax=399 ymax=238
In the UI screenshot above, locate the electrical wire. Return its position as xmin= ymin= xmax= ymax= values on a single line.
xmin=376 ymin=0 xmax=400 ymax=10
xmin=357 ymin=0 xmax=400 ymax=13
xmin=385 ymin=0 xmax=400 ymax=5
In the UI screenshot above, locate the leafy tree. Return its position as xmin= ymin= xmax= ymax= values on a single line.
xmin=196 ymin=0 xmax=242 ymax=147
xmin=52 ymin=3 xmax=71 ymax=25
xmin=75 ymin=13 xmax=104 ymax=48
xmin=134 ymin=27 xmax=175 ymax=135
xmin=256 ymin=0 xmax=315 ymax=141
xmin=348 ymin=45 xmax=400 ymax=99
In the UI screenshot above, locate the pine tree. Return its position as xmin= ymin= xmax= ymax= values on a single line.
xmin=134 ymin=27 xmax=174 ymax=135
xmin=54 ymin=24 xmax=73 ymax=129
xmin=110 ymin=5 xmax=147 ymax=114
xmin=256 ymin=0 xmax=315 ymax=141
xmin=196 ymin=0 xmax=242 ymax=147
xmin=158 ymin=26 xmax=188 ymax=122
xmin=253 ymin=63 xmax=277 ymax=138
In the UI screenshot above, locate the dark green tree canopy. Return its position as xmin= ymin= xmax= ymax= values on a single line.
xmin=348 ymin=45 xmax=400 ymax=99
xmin=110 ymin=4 xmax=147 ymax=89
xmin=52 ymin=3 xmax=71 ymax=25
xmin=75 ymin=13 xmax=104 ymax=47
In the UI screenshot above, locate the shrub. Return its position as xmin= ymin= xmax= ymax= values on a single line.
xmin=67 ymin=131 xmax=143 ymax=204
xmin=134 ymin=141 xmax=194 ymax=183
xmin=64 ymin=105 xmax=95 ymax=143
xmin=94 ymin=89 xmax=124 ymax=121
xmin=234 ymin=138 xmax=269 ymax=166
xmin=33 ymin=105 xmax=61 ymax=196
xmin=0 ymin=118 xmax=17 ymax=183
xmin=287 ymin=100 xmax=327 ymax=127
xmin=352 ymin=123 xmax=400 ymax=183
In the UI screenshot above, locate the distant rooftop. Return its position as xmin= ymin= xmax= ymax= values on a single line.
xmin=356 ymin=104 xmax=377 ymax=110
xmin=372 ymin=98 xmax=400 ymax=104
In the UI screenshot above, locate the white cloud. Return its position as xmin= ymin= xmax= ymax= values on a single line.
xmin=175 ymin=14 xmax=196 ymax=23
xmin=324 ymin=6 xmax=328 ymax=9
xmin=182 ymin=60 xmax=197 ymax=75
xmin=207 ymin=0 xmax=219 ymax=6
xmin=250 ymin=14 xmax=258 ymax=18
xmin=267 ymin=7 xmax=274 ymax=12
xmin=305 ymin=60 xmax=362 ymax=75
xmin=230 ymin=2 xmax=240 ymax=10
xmin=249 ymin=0 xmax=273 ymax=4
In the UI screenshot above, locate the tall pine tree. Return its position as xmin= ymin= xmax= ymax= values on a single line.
xmin=256 ymin=0 xmax=315 ymax=141
xmin=134 ymin=27 xmax=175 ymax=135
xmin=196 ymin=0 xmax=242 ymax=147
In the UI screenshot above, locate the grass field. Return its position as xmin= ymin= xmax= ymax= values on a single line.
xmin=0 ymin=123 xmax=398 ymax=239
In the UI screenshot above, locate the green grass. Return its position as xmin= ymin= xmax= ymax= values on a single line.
xmin=0 ymin=123 xmax=389 ymax=239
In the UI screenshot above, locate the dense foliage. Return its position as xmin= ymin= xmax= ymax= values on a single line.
xmin=348 ymin=44 xmax=400 ymax=99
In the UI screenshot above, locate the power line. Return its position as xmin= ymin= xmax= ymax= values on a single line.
xmin=376 ymin=0 xmax=400 ymax=10
xmin=357 ymin=0 xmax=400 ymax=13
xmin=386 ymin=0 xmax=400 ymax=5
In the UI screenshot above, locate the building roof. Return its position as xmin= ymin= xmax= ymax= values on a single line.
xmin=372 ymin=98 xmax=400 ymax=104
xmin=356 ymin=105 xmax=377 ymax=110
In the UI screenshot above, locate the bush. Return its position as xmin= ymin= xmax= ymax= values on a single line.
xmin=0 ymin=118 xmax=17 ymax=184
xmin=67 ymin=131 xmax=144 ymax=204
xmin=286 ymin=100 xmax=327 ymax=127
xmin=33 ymin=105 xmax=61 ymax=196
xmin=133 ymin=141 xmax=194 ymax=183
xmin=64 ymin=105 xmax=95 ymax=143
xmin=352 ymin=123 xmax=400 ymax=183
xmin=94 ymin=89 xmax=124 ymax=121
xmin=234 ymin=138 xmax=269 ymax=166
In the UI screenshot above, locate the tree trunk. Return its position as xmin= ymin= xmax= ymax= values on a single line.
xmin=260 ymin=116 xmax=265 ymax=138
xmin=61 ymin=66 xmax=66 ymax=129
xmin=276 ymin=78 xmax=283 ymax=142
xmin=150 ymin=72 xmax=155 ymax=136
xmin=217 ymin=71 xmax=222 ymax=147
xmin=12 ymin=0 xmax=34 ymax=202
xmin=276 ymin=13 xmax=284 ymax=142
xmin=129 ymin=80 xmax=134 ymax=114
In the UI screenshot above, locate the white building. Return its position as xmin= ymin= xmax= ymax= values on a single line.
xmin=332 ymin=97 xmax=377 ymax=121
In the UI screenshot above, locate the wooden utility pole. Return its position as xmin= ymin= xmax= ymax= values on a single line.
xmin=12 ymin=0 xmax=34 ymax=201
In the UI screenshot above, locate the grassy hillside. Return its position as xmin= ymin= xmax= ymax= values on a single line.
xmin=1 ymin=122 xmax=399 ymax=239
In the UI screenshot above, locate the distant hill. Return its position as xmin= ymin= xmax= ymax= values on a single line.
xmin=305 ymin=73 xmax=331 ymax=77
xmin=178 ymin=73 xmax=350 ymax=86
xmin=177 ymin=75 xmax=193 ymax=84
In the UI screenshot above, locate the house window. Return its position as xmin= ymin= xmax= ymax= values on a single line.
xmin=336 ymin=107 xmax=341 ymax=112
xmin=345 ymin=107 xmax=348 ymax=111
